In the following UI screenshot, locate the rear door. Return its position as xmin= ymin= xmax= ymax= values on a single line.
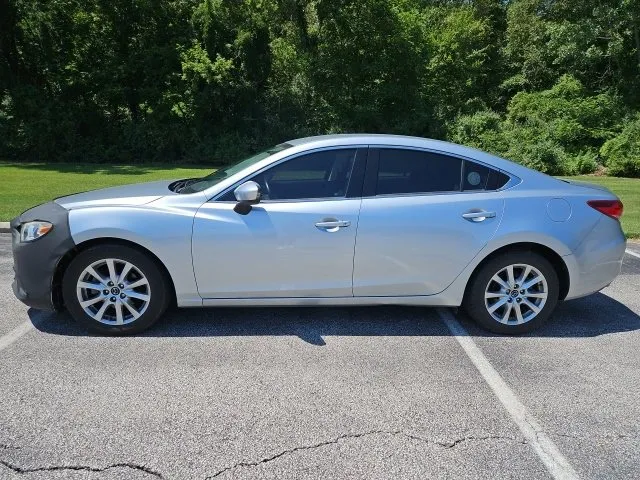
xmin=353 ymin=147 xmax=507 ymax=297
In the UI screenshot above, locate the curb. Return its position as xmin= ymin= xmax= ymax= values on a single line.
xmin=0 ymin=222 xmax=11 ymax=233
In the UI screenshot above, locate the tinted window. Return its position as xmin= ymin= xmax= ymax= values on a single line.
xmin=462 ymin=161 xmax=510 ymax=191
xmin=181 ymin=143 xmax=292 ymax=194
xmin=376 ymin=149 xmax=462 ymax=195
xmin=248 ymin=149 xmax=357 ymax=200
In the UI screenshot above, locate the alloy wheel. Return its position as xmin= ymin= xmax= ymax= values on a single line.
xmin=484 ymin=263 xmax=548 ymax=325
xmin=76 ymin=258 xmax=151 ymax=325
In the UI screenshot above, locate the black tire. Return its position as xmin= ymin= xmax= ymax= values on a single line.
xmin=63 ymin=244 xmax=169 ymax=335
xmin=463 ymin=250 xmax=559 ymax=334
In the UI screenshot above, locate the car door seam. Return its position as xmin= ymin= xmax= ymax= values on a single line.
xmin=350 ymin=198 xmax=364 ymax=297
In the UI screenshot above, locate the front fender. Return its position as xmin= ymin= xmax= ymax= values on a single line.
xmin=69 ymin=204 xmax=202 ymax=307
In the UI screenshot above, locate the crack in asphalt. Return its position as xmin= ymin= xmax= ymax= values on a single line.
xmin=0 ymin=432 xmax=530 ymax=478
xmin=205 ymin=430 xmax=526 ymax=478
xmin=0 ymin=460 xmax=163 ymax=478
xmin=0 ymin=444 xmax=21 ymax=451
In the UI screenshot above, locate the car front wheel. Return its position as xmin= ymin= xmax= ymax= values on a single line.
xmin=463 ymin=251 xmax=559 ymax=334
xmin=62 ymin=244 xmax=169 ymax=334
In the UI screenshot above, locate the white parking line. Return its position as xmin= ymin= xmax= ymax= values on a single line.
xmin=626 ymin=249 xmax=640 ymax=260
xmin=437 ymin=308 xmax=579 ymax=480
xmin=0 ymin=321 xmax=34 ymax=353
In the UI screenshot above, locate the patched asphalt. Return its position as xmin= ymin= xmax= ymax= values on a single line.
xmin=0 ymin=233 xmax=638 ymax=479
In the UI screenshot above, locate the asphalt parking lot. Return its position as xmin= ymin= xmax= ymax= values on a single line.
xmin=0 ymin=233 xmax=639 ymax=479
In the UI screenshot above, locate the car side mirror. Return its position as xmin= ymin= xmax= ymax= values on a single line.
xmin=233 ymin=181 xmax=261 ymax=215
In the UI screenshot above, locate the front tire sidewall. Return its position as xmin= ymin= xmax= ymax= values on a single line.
xmin=63 ymin=245 xmax=168 ymax=335
xmin=464 ymin=251 xmax=559 ymax=335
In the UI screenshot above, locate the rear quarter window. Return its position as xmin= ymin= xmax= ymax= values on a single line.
xmin=462 ymin=161 xmax=510 ymax=191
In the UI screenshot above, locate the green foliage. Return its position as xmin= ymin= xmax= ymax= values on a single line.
xmin=601 ymin=114 xmax=640 ymax=177
xmin=1 ymin=0 xmax=639 ymax=175
xmin=571 ymin=151 xmax=598 ymax=175
xmin=452 ymin=75 xmax=627 ymax=175
xmin=450 ymin=110 xmax=508 ymax=154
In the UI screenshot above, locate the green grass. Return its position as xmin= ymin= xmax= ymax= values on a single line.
xmin=0 ymin=164 xmax=638 ymax=238
xmin=561 ymin=175 xmax=640 ymax=239
xmin=0 ymin=163 xmax=212 ymax=220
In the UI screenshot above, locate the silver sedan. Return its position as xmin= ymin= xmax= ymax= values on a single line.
xmin=11 ymin=135 xmax=626 ymax=334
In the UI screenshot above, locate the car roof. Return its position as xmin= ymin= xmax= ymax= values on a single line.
xmin=285 ymin=134 xmax=547 ymax=182
xmin=287 ymin=133 xmax=443 ymax=147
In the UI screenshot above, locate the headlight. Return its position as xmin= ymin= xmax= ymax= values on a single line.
xmin=20 ymin=221 xmax=53 ymax=242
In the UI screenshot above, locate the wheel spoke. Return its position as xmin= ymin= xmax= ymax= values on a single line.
xmin=93 ymin=301 xmax=109 ymax=321
xmin=514 ymin=302 xmax=524 ymax=323
xmin=524 ymin=292 xmax=546 ymax=299
xmin=86 ymin=266 xmax=107 ymax=284
xmin=125 ymin=290 xmax=150 ymax=302
xmin=115 ymin=302 xmax=124 ymax=325
xmin=78 ymin=281 xmax=102 ymax=291
xmin=117 ymin=262 xmax=133 ymax=284
xmin=522 ymin=275 xmax=541 ymax=290
xmin=501 ymin=303 xmax=513 ymax=322
xmin=125 ymin=278 xmax=149 ymax=290
xmin=123 ymin=300 xmax=141 ymax=319
xmin=485 ymin=291 xmax=507 ymax=299
xmin=491 ymin=274 xmax=510 ymax=290
xmin=80 ymin=296 xmax=103 ymax=308
xmin=506 ymin=265 xmax=516 ymax=286
xmin=518 ymin=265 xmax=532 ymax=285
xmin=523 ymin=298 xmax=541 ymax=313
xmin=488 ymin=297 xmax=508 ymax=313
xmin=106 ymin=259 xmax=118 ymax=284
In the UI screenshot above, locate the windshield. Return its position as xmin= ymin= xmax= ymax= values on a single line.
xmin=179 ymin=143 xmax=292 ymax=194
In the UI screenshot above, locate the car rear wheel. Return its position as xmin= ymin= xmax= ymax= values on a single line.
xmin=63 ymin=244 xmax=169 ymax=334
xmin=463 ymin=251 xmax=559 ymax=334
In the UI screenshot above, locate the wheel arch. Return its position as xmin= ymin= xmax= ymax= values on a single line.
xmin=52 ymin=237 xmax=177 ymax=310
xmin=464 ymin=242 xmax=570 ymax=302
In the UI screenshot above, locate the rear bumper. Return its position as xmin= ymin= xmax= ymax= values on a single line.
xmin=11 ymin=202 xmax=75 ymax=311
xmin=564 ymin=216 xmax=626 ymax=300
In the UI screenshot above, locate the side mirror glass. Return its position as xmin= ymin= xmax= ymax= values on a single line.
xmin=233 ymin=181 xmax=261 ymax=215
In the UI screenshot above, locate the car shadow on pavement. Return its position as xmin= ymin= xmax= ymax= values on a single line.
xmin=28 ymin=291 xmax=640 ymax=345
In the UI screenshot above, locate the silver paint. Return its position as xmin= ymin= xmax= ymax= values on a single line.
xmin=60 ymin=134 xmax=625 ymax=309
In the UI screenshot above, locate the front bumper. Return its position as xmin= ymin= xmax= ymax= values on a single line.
xmin=11 ymin=202 xmax=75 ymax=311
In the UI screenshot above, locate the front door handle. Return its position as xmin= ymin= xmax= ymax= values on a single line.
xmin=462 ymin=210 xmax=496 ymax=222
xmin=315 ymin=219 xmax=351 ymax=230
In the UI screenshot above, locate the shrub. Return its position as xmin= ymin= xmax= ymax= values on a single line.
xmin=570 ymin=151 xmax=598 ymax=175
xmin=601 ymin=115 xmax=640 ymax=178
xmin=450 ymin=110 xmax=508 ymax=155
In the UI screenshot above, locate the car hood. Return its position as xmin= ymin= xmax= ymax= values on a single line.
xmin=54 ymin=179 xmax=175 ymax=210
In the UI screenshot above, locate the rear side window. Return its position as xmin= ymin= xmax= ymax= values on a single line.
xmin=376 ymin=149 xmax=462 ymax=195
xmin=462 ymin=161 xmax=510 ymax=191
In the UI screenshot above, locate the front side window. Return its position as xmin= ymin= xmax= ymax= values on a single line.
xmin=238 ymin=148 xmax=357 ymax=201
xmin=180 ymin=143 xmax=292 ymax=194
xmin=376 ymin=149 xmax=462 ymax=195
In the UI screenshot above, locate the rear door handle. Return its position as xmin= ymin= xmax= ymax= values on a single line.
xmin=315 ymin=220 xmax=351 ymax=229
xmin=462 ymin=210 xmax=496 ymax=222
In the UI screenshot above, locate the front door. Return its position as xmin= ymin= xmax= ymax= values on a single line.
xmin=192 ymin=148 xmax=365 ymax=298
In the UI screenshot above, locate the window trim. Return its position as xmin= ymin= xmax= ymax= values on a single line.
xmin=211 ymin=146 xmax=369 ymax=203
xmin=363 ymin=146 xmax=518 ymax=198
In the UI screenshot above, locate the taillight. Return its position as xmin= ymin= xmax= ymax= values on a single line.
xmin=587 ymin=199 xmax=623 ymax=220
